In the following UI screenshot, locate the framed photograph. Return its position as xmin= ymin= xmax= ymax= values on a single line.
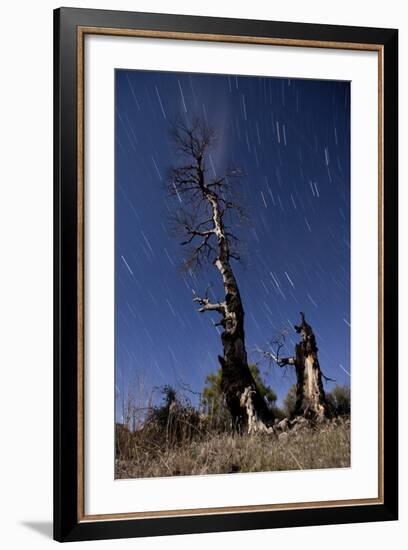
xmin=54 ymin=7 xmax=398 ymax=542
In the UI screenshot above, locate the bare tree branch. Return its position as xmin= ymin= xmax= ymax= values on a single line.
xmin=193 ymin=295 xmax=226 ymax=313
xmin=180 ymin=229 xmax=215 ymax=246
xmin=253 ymin=346 xmax=295 ymax=368
xmin=192 ymin=287 xmax=226 ymax=314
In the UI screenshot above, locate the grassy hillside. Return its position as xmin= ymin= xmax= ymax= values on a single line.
xmin=115 ymin=419 xmax=350 ymax=479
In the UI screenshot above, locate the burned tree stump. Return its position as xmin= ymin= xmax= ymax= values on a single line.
xmin=275 ymin=313 xmax=328 ymax=421
xmin=293 ymin=313 xmax=327 ymax=420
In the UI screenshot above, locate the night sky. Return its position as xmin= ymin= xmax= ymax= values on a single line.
xmin=114 ymin=69 xmax=350 ymax=421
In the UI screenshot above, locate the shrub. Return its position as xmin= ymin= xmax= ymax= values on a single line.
xmin=326 ymin=385 xmax=351 ymax=417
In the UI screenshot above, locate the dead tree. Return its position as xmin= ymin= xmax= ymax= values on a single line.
xmin=261 ymin=312 xmax=330 ymax=421
xmin=168 ymin=117 xmax=274 ymax=433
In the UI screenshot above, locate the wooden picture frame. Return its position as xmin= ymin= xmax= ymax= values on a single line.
xmin=54 ymin=7 xmax=398 ymax=542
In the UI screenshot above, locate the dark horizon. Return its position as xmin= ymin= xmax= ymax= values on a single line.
xmin=114 ymin=69 xmax=350 ymax=422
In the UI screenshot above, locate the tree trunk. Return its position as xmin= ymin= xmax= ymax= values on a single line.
xmin=292 ymin=313 xmax=327 ymax=421
xmin=217 ymin=292 xmax=274 ymax=433
xmin=206 ymin=191 xmax=274 ymax=432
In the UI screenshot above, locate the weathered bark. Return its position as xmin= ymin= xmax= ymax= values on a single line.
xmin=169 ymin=119 xmax=274 ymax=432
xmin=239 ymin=387 xmax=274 ymax=434
xmin=205 ymin=186 xmax=273 ymax=431
xmin=279 ymin=313 xmax=328 ymax=421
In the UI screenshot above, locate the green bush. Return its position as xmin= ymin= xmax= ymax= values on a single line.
xmin=326 ymin=385 xmax=351 ymax=417
xmin=283 ymin=384 xmax=297 ymax=418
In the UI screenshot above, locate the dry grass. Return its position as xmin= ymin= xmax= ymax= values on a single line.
xmin=115 ymin=420 xmax=350 ymax=479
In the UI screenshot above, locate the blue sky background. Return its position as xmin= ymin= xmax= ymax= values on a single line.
xmin=114 ymin=69 xmax=350 ymax=421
